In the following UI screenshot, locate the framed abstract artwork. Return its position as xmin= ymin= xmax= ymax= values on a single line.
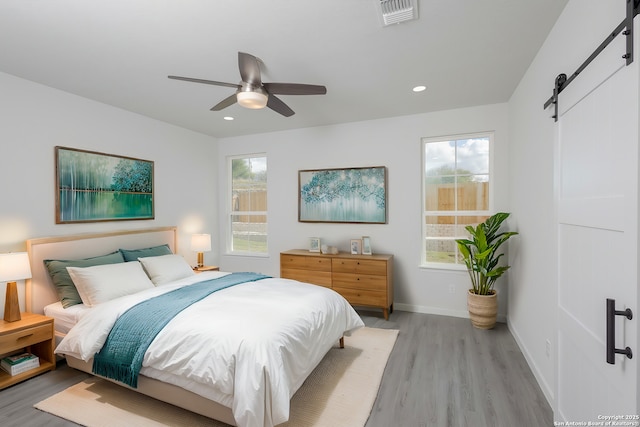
xmin=298 ymin=166 xmax=387 ymax=223
xmin=55 ymin=146 xmax=154 ymax=223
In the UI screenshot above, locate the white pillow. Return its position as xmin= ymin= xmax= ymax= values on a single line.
xmin=137 ymin=254 xmax=195 ymax=285
xmin=66 ymin=261 xmax=155 ymax=307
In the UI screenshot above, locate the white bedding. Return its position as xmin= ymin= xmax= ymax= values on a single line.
xmin=55 ymin=271 xmax=364 ymax=427
xmin=44 ymin=301 xmax=90 ymax=334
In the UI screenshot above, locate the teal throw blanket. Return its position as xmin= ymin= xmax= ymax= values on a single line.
xmin=92 ymin=272 xmax=269 ymax=388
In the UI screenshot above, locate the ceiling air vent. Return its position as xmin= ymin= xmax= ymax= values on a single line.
xmin=379 ymin=0 xmax=418 ymax=26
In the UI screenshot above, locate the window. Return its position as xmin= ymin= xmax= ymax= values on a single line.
xmin=228 ymin=155 xmax=267 ymax=255
xmin=421 ymin=133 xmax=493 ymax=268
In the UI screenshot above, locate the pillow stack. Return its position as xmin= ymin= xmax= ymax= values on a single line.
xmin=44 ymin=244 xmax=198 ymax=308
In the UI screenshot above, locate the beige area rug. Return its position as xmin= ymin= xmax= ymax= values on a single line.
xmin=35 ymin=327 xmax=399 ymax=427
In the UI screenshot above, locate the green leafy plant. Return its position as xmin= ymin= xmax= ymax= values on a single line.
xmin=455 ymin=212 xmax=518 ymax=295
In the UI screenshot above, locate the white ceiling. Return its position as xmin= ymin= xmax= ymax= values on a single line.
xmin=0 ymin=0 xmax=568 ymax=139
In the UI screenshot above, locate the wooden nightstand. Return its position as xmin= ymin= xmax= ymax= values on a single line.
xmin=194 ymin=266 xmax=219 ymax=272
xmin=0 ymin=313 xmax=55 ymax=390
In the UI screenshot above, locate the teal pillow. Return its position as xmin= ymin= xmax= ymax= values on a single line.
xmin=43 ymin=251 xmax=125 ymax=308
xmin=119 ymin=244 xmax=172 ymax=262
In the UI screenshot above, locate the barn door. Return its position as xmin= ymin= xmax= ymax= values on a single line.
xmin=555 ymin=21 xmax=639 ymax=422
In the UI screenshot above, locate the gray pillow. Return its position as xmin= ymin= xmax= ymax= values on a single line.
xmin=119 ymin=244 xmax=172 ymax=262
xmin=43 ymin=251 xmax=126 ymax=308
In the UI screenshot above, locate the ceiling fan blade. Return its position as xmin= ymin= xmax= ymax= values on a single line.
xmin=263 ymin=83 xmax=327 ymax=96
xmin=238 ymin=52 xmax=262 ymax=86
xmin=211 ymin=93 xmax=238 ymax=111
xmin=168 ymin=75 xmax=239 ymax=89
xmin=266 ymin=94 xmax=295 ymax=117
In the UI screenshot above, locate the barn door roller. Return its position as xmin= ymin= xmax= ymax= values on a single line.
xmin=543 ymin=0 xmax=639 ymax=121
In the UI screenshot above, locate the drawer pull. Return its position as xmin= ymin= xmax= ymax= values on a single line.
xmin=18 ymin=333 xmax=34 ymax=340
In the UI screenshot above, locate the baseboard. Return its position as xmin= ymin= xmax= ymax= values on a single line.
xmin=507 ymin=318 xmax=555 ymax=410
xmin=394 ymin=303 xmax=507 ymax=324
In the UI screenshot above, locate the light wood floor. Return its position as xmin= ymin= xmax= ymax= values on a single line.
xmin=0 ymin=310 xmax=553 ymax=427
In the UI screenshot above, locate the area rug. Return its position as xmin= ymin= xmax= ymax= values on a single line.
xmin=35 ymin=327 xmax=399 ymax=427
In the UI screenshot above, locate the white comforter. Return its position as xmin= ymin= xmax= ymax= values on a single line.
xmin=56 ymin=272 xmax=364 ymax=427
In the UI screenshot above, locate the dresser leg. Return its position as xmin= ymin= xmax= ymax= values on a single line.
xmin=383 ymin=308 xmax=389 ymax=320
xmin=339 ymin=337 xmax=344 ymax=348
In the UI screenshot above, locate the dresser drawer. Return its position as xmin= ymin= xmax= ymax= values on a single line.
xmin=0 ymin=324 xmax=52 ymax=354
xmin=332 ymin=258 xmax=387 ymax=275
xmin=332 ymin=272 xmax=387 ymax=291
xmin=333 ymin=287 xmax=387 ymax=307
xmin=281 ymin=268 xmax=332 ymax=287
xmin=281 ymin=254 xmax=332 ymax=272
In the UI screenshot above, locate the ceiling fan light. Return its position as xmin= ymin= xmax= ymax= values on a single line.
xmin=237 ymin=91 xmax=268 ymax=109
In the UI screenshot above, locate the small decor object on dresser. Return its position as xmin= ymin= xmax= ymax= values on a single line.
xmin=350 ymin=239 xmax=361 ymax=255
xmin=362 ymin=236 xmax=372 ymax=255
xmin=309 ymin=237 xmax=321 ymax=252
xmin=1 ymin=352 xmax=40 ymax=376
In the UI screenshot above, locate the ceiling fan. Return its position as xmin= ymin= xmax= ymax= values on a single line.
xmin=168 ymin=52 xmax=327 ymax=117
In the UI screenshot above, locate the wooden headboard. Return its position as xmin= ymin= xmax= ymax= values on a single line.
xmin=26 ymin=226 xmax=177 ymax=314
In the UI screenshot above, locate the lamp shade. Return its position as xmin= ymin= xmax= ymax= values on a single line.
xmin=191 ymin=234 xmax=212 ymax=252
xmin=0 ymin=252 xmax=32 ymax=282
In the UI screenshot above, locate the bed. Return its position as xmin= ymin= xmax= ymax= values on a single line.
xmin=26 ymin=226 xmax=364 ymax=427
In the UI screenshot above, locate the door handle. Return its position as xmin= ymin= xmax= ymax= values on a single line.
xmin=606 ymin=298 xmax=633 ymax=364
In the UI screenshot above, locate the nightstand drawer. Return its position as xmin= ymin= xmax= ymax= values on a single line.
xmin=0 ymin=324 xmax=52 ymax=354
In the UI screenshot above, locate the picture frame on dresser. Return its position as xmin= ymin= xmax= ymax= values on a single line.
xmin=350 ymin=239 xmax=361 ymax=255
xmin=309 ymin=237 xmax=321 ymax=252
xmin=362 ymin=236 xmax=372 ymax=255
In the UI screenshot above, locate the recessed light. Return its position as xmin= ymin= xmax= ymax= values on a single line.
xmin=413 ymin=85 xmax=427 ymax=92
xmin=223 ymin=116 xmax=234 ymax=121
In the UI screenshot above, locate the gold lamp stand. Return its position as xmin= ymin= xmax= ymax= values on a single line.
xmin=196 ymin=252 xmax=204 ymax=268
xmin=4 ymin=281 xmax=21 ymax=322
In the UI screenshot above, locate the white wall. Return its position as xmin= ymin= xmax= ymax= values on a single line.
xmin=216 ymin=103 xmax=510 ymax=319
xmin=507 ymin=0 xmax=622 ymax=407
xmin=0 ymin=71 xmax=218 ymax=311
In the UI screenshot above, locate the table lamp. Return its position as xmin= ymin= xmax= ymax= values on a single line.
xmin=191 ymin=234 xmax=211 ymax=269
xmin=0 ymin=252 xmax=32 ymax=322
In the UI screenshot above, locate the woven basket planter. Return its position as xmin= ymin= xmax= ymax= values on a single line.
xmin=467 ymin=289 xmax=498 ymax=329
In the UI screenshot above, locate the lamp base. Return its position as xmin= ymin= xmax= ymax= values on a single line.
xmin=4 ymin=281 xmax=21 ymax=322
xmin=197 ymin=252 xmax=204 ymax=268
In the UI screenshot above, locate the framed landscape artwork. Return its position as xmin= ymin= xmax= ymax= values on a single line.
xmin=298 ymin=166 xmax=387 ymax=223
xmin=55 ymin=146 xmax=154 ymax=223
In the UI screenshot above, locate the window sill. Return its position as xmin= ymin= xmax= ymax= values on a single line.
xmin=419 ymin=262 xmax=467 ymax=272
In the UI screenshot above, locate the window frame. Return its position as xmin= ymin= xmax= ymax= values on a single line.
xmin=420 ymin=132 xmax=494 ymax=270
xmin=226 ymin=153 xmax=268 ymax=257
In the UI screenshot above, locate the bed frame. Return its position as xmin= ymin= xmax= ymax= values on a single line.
xmin=26 ymin=226 xmax=237 ymax=426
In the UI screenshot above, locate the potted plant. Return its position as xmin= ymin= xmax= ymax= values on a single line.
xmin=455 ymin=212 xmax=518 ymax=329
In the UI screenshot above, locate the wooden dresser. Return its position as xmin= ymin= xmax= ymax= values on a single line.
xmin=280 ymin=249 xmax=394 ymax=320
